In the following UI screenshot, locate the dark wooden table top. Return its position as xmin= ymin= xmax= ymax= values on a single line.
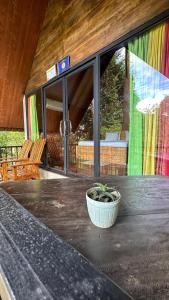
xmin=2 ymin=176 xmax=169 ymax=300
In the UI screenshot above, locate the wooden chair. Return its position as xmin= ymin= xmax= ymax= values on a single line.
xmin=2 ymin=138 xmax=46 ymax=181
xmin=0 ymin=140 xmax=32 ymax=181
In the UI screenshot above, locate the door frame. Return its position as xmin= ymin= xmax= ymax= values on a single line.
xmin=42 ymin=58 xmax=99 ymax=176
xmin=43 ymin=77 xmax=66 ymax=172
xmin=64 ymin=59 xmax=99 ymax=177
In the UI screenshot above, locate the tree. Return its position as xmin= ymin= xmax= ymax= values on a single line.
xmin=100 ymin=49 xmax=125 ymax=139
xmin=74 ymin=101 xmax=94 ymax=141
xmin=74 ymin=48 xmax=126 ymax=141
xmin=0 ymin=131 xmax=25 ymax=146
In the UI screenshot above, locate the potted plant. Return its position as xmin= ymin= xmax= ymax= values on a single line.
xmin=86 ymin=183 xmax=121 ymax=228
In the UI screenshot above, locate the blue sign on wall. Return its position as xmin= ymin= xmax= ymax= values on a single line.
xmin=57 ymin=56 xmax=70 ymax=75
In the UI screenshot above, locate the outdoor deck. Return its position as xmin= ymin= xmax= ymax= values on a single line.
xmin=1 ymin=176 xmax=169 ymax=300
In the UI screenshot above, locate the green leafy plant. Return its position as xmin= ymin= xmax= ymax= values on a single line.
xmin=87 ymin=183 xmax=120 ymax=203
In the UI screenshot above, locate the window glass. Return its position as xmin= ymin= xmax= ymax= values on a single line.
xmin=67 ymin=66 xmax=94 ymax=176
xmin=100 ymin=20 xmax=169 ymax=176
xmin=100 ymin=48 xmax=127 ymax=176
xmin=45 ymin=81 xmax=64 ymax=170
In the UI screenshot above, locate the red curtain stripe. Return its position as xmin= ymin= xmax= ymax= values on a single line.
xmin=156 ymin=21 xmax=169 ymax=175
xmin=161 ymin=21 xmax=169 ymax=78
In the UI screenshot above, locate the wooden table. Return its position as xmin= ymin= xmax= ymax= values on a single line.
xmin=2 ymin=176 xmax=169 ymax=300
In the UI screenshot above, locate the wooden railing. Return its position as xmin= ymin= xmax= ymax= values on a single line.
xmin=0 ymin=145 xmax=22 ymax=160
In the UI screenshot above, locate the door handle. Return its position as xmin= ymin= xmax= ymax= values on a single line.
xmin=63 ymin=121 xmax=66 ymax=136
xmin=60 ymin=120 xmax=67 ymax=136
xmin=69 ymin=120 xmax=72 ymax=135
xmin=59 ymin=120 xmax=63 ymax=136
xmin=60 ymin=120 xmax=72 ymax=136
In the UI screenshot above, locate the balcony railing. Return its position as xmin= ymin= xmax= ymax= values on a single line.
xmin=0 ymin=145 xmax=22 ymax=160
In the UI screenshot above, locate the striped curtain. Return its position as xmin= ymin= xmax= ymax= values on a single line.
xmin=143 ymin=23 xmax=165 ymax=175
xmin=156 ymin=21 xmax=169 ymax=175
xmin=128 ymin=33 xmax=149 ymax=175
xmin=27 ymin=95 xmax=39 ymax=142
xmin=128 ymin=20 xmax=169 ymax=175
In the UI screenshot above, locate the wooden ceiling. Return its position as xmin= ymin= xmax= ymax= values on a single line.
xmin=0 ymin=0 xmax=48 ymax=130
xmin=26 ymin=0 xmax=169 ymax=92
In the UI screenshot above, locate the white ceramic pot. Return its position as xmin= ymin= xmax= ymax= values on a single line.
xmin=86 ymin=188 xmax=121 ymax=228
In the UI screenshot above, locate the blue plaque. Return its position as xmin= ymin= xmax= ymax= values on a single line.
xmin=57 ymin=56 xmax=70 ymax=74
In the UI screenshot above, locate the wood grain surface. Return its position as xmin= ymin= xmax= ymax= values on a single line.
xmin=0 ymin=0 xmax=48 ymax=130
xmin=26 ymin=0 xmax=169 ymax=92
xmin=2 ymin=176 xmax=169 ymax=299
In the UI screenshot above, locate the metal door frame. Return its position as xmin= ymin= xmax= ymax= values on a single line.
xmin=42 ymin=58 xmax=99 ymax=177
xmin=64 ymin=59 xmax=99 ymax=177
xmin=43 ymin=77 xmax=66 ymax=172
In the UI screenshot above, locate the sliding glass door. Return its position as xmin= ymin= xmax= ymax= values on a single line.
xmin=99 ymin=19 xmax=169 ymax=177
xmin=43 ymin=62 xmax=95 ymax=176
xmin=44 ymin=79 xmax=65 ymax=171
xmin=28 ymin=17 xmax=169 ymax=178
xmin=100 ymin=48 xmax=128 ymax=176
xmin=67 ymin=65 xmax=94 ymax=176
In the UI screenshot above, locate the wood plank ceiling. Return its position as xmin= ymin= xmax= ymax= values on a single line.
xmin=26 ymin=0 xmax=169 ymax=92
xmin=0 ymin=0 xmax=48 ymax=130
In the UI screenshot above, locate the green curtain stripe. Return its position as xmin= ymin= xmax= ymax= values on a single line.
xmin=30 ymin=95 xmax=39 ymax=142
xmin=127 ymin=33 xmax=149 ymax=175
xmin=127 ymin=76 xmax=143 ymax=175
xmin=128 ymin=32 xmax=149 ymax=62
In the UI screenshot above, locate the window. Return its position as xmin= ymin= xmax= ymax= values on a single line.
xmin=100 ymin=19 xmax=169 ymax=176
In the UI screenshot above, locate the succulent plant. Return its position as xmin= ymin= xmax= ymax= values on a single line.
xmin=87 ymin=183 xmax=119 ymax=203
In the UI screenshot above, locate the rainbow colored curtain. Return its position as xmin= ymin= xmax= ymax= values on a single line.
xmin=128 ymin=20 xmax=169 ymax=175
xmin=156 ymin=22 xmax=169 ymax=175
xmin=27 ymin=95 xmax=39 ymax=142
xmin=127 ymin=33 xmax=149 ymax=175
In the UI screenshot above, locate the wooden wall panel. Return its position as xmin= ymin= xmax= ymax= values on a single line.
xmin=0 ymin=0 xmax=48 ymax=129
xmin=26 ymin=0 xmax=169 ymax=92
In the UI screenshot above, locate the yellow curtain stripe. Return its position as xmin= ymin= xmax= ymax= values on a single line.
xmin=143 ymin=23 xmax=165 ymax=175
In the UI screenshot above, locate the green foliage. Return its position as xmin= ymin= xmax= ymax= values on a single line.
xmin=73 ymin=101 xmax=94 ymax=142
xmin=74 ymin=49 xmax=125 ymax=141
xmin=88 ymin=183 xmax=120 ymax=203
xmin=0 ymin=131 xmax=25 ymax=146
xmin=100 ymin=49 xmax=125 ymax=139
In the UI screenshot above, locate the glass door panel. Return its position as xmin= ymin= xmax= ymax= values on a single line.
xmin=45 ymin=80 xmax=64 ymax=171
xmin=100 ymin=48 xmax=127 ymax=176
xmin=67 ymin=66 xmax=94 ymax=176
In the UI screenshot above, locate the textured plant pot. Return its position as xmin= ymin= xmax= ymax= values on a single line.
xmin=86 ymin=188 xmax=121 ymax=228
